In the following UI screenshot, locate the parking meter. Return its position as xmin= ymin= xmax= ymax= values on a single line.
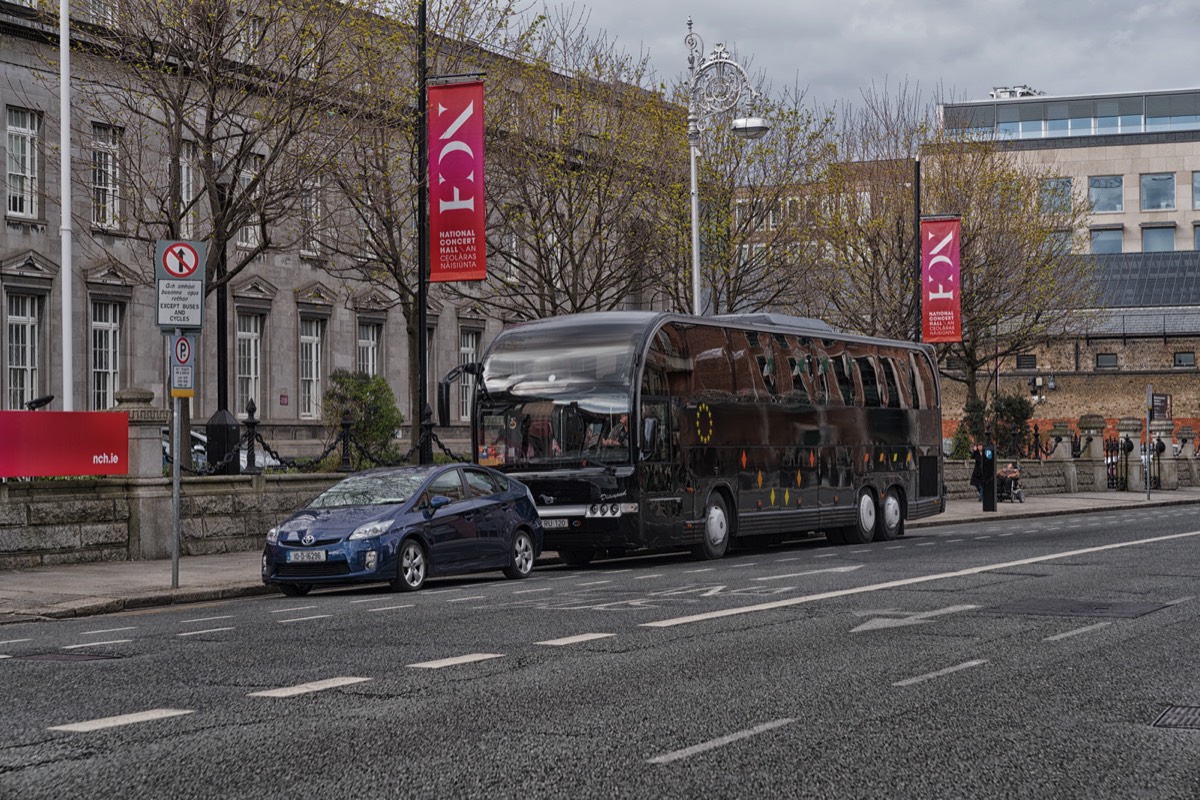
xmin=981 ymin=444 xmax=997 ymax=512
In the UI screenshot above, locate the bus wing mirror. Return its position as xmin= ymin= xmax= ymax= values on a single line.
xmin=641 ymin=417 xmax=659 ymax=457
xmin=437 ymin=380 xmax=452 ymax=428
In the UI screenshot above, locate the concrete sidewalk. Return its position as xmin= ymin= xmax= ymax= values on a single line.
xmin=2 ymin=488 xmax=1198 ymax=624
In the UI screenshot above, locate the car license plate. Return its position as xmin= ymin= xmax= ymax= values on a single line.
xmin=541 ymin=518 xmax=569 ymax=529
xmin=287 ymin=550 xmax=326 ymax=562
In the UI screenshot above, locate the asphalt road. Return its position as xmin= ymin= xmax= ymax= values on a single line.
xmin=3 ymin=506 xmax=1200 ymax=799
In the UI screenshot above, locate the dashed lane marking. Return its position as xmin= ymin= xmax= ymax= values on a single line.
xmin=1044 ymin=622 xmax=1111 ymax=642
xmin=270 ymin=606 xmax=317 ymax=614
xmin=512 ymin=588 xmax=552 ymax=595
xmin=634 ymin=574 xmax=664 ymax=580
xmin=447 ymin=596 xmax=487 ymax=603
xmin=48 ymin=709 xmax=194 ymax=733
xmin=537 ymin=633 xmax=616 ymax=646
xmin=177 ymin=628 xmax=234 ymax=637
xmin=63 ymin=640 xmax=130 ymax=649
xmin=81 ymin=627 xmax=137 ymax=636
xmin=576 ymin=581 xmax=612 ymax=587
xmin=367 ymin=605 xmax=414 ymax=613
xmin=893 ymin=660 xmax=987 ymax=687
xmin=408 ymin=653 xmax=504 ymax=669
xmin=0 ymin=639 xmax=31 ymax=646
xmin=248 ymin=677 xmax=372 ymax=698
xmin=181 ymin=615 xmax=234 ymax=624
xmin=647 ymin=718 xmax=797 ymax=765
xmin=278 ymin=615 xmax=332 ymax=624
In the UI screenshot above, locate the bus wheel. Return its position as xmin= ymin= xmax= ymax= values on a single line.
xmin=876 ymin=488 xmax=904 ymax=541
xmin=842 ymin=489 xmax=877 ymax=545
xmin=693 ymin=493 xmax=731 ymax=560
xmin=558 ymin=548 xmax=594 ymax=567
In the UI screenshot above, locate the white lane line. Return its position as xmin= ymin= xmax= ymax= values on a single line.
xmin=729 ymin=562 xmax=758 ymax=568
xmin=177 ymin=627 xmax=235 ymax=637
xmin=642 ymin=530 xmax=1200 ymax=628
xmin=424 ymin=588 xmax=463 ymax=594
xmin=1165 ymin=596 xmax=1194 ymax=606
xmin=48 ymin=709 xmax=195 ymax=733
xmin=81 ymin=627 xmax=137 ymax=636
xmin=634 ymin=574 xmax=664 ymax=580
xmin=408 ymin=653 xmax=504 ymax=669
xmin=647 ymin=718 xmax=797 ymax=765
xmin=777 ymin=557 xmax=803 ymax=562
xmin=537 ymin=633 xmax=616 ymax=646
xmin=577 ymin=581 xmax=612 ymax=587
xmin=278 ymin=615 xmax=332 ymax=624
xmin=249 ymin=677 xmax=372 ymax=698
xmin=0 ymin=654 xmax=10 ymax=659
xmin=946 ymin=539 xmax=964 ymax=543
xmin=270 ymin=606 xmax=317 ymax=614
xmin=974 ymin=536 xmax=991 ymax=540
xmin=602 ymin=569 xmax=634 ymax=574
xmin=447 ymin=596 xmax=487 ymax=603
xmin=349 ymin=597 xmax=396 ymax=604
xmin=684 ymin=569 xmax=714 ymax=574
xmin=0 ymin=639 xmax=31 ymax=646
xmin=849 ymin=550 xmax=869 ymax=555
xmin=367 ymin=604 xmax=414 ymax=613
xmin=754 ymin=566 xmax=862 ymax=582
xmin=1044 ymin=622 xmax=1112 ymax=642
xmin=513 ymin=588 xmax=553 ymax=595
xmin=181 ymin=615 xmax=234 ymax=624
xmin=62 ymin=640 xmax=130 ymax=649
xmin=885 ymin=546 xmax=904 ymax=550
xmin=893 ymin=660 xmax=987 ymax=687
xmin=814 ymin=553 xmax=839 ymax=559
xmin=916 ymin=542 xmax=936 ymax=547
xmin=998 ymin=533 xmax=1016 ymax=537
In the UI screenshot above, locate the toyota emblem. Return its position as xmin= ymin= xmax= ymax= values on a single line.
xmin=302 ymin=533 xmax=315 ymax=546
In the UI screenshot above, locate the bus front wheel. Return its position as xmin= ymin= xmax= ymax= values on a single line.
xmin=842 ymin=489 xmax=877 ymax=545
xmin=693 ymin=493 xmax=731 ymax=560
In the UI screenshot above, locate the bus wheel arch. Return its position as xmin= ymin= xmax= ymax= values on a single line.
xmin=876 ymin=485 xmax=905 ymax=541
xmin=694 ymin=487 xmax=734 ymax=560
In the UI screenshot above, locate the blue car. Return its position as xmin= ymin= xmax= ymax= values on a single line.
xmin=262 ymin=464 xmax=543 ymax=595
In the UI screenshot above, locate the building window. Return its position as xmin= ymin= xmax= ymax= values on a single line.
xmin=1195 ymin=226 xmax=1200 ymax=251
xmin=6 ymin=293 xmax=40 ymax=409
xmin=1142 ymin=227 xmax=1174 ymax=253
xmin=458 ymin=328 xmax=480 ymax=421
xmin=7 ymin=108 xmax=40 ymax=219
xmin=91 ymin=123 xmax=121 ymax=229
xmin=1095 ymin=353 xmax=1118 ymax=370
xmin=1039 ymin=177 xmax=1072 ymax=214
xmin=299 ymin=317 xmax=325 ymax=419
xmin=357 ymin=320 xmax=381 ymax=376
xmin=1140 ymin=173 xmax=1175 ymax=211
xmin=236 ymin=153 xmax=264 ymax=248
xmin=1015 ymin=354 xmax=1036 ymax=371
xmin=1091 ymin=229 xmax=1122 ymax=254
xmin=90 ymin=300 xmax=122 ymax=410
xmin=300 ymin=180 xmax=321 ymax=256
xmin=236 ymin=312 xmax=263 ymax=417
xmin=1088 ymin=175 xmax=1122 ymax=213
xmin=1194 ymin=172 xmax=1200 ymax=210
xmin=178 ymin=141 xmax=196 ymax=239
xmin=1174 ymin=351 xmax=1196 ymax=368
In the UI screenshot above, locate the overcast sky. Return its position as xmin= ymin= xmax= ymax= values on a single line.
xmin=566 ymin=0 xmax=1200 ymax=110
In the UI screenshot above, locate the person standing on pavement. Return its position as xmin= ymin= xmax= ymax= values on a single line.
xmin=969 ymin=443 xmax=984 ymax=501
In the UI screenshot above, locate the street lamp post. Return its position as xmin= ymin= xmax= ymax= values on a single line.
xmin=685 ymin=17 xmax=769 ymax=316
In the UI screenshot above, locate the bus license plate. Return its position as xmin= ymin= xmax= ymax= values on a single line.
xmin=541 ymin=518 xmax=569 ymax=529
xmin=287 ymin=550 xmax=326 ymax=562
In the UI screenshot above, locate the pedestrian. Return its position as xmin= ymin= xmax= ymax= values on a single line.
xmin=969 ymin=443 xmax=984 ymax=501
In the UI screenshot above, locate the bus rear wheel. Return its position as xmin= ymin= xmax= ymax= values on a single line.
xmin=876 ymin=488 xmax=903 ymax=541
xmin=842 ymin=489 xmax=877 ymax=545
xmin=557 ymin=548 xmax=594 ymax=567
xmin=693 ymin=493 xmax=731 ymax=560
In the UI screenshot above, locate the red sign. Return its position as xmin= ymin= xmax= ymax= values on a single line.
xmin=920 ymin=217 xmax=963 ymax=343
xmin=0 ymin=411 xmax=129 ymax=478
xmin=428 ymin=81 xmax=486 ymax=282
xmin=161 ymin=241 xmax=200 ymax=278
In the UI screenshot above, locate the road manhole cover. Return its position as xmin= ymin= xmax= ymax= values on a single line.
xmin=986 ymin=599 xmax=1165 ymax=619
xmin=1153 ymin=706 xmax=1200 ymax=730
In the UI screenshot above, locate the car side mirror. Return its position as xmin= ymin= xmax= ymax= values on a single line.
xmin=428 ymin=495 xmax=452 ymax=513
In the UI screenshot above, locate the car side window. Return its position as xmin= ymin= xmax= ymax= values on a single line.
xmin=427 ymin=470 xmax=466 ymax=503
xmin=464 ymin=469 xmax=504 ymax=497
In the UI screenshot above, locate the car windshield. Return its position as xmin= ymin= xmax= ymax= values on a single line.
xmin=308 ymin=472 xmax=431 ymax=508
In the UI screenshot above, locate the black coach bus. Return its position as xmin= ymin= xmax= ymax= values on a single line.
xmin=438 ymin=312 xmax=944 ymax=565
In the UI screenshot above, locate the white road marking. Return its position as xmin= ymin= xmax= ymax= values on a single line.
xmin=647 ymin=718 xmax=797 ymax=765
xmin=974 ymin=536 xmax=991 ymax=540
xmin=777 ymin=557 xmax=803 ymax=562
xmin=349 ymin=597 xmax=395 ymax=604
xmin=424 ymin=587 xmax=463 ymax=594
xmin=916 ymin=542 xmax=936 ymax=547
xmin=576 ymin=581 xmax=612 ymax=587
xmin=278 ymin=615 xmax=332 ymax=624
xmin=849 ymin=550 xmax=869 ymax=554
xmin=537 ymin=633 xmax=616 ymax=646
xmin=248 ymin=677 xmax=372 ymax=698
xmin=62 ymin=640 xmax=130 ymax=649
xmin=634 ymin=574 xmax=664 ymax=580
xmin=367 ymin=604 xmax=414 ymax=613
xmin=447 ymin=596 xmax=487 ymax=603
xmin=893 ymin=659 xmax=987 ymax=687
xmin=729 ymin=562 xmax=758 ymax=568
xmin=602 ymin=569 xmax=634 ymax=574
xmin=81 ymin=627 xmax=137 ymax=636
xmin=946 ymin=539 xmax=964 ymax=543
xmin=642 ymin=530 xmax=1200 ymax=628
xmin=754 ymin=566 xmax=863 ymax=582
xmin=0 ymin=654 xmax=10 ymax=659
xmin=270 ymin=606 xmax=316 ymax=614
xmin=181 ymin=615 xmax=234 ymax=624
xmin=814 ymin=553 xmax=839 ymax=558
xmin=0 ymin=639 xmax=31 ymax=646
xmin=998 ymin=533 xmax=1016 ymax=537
xmin=1165 ymin=596 xmax=1194 ymax=606
xmin=852 ymin=605 xmax=979 ymax=633
xmin=1043 ymin=622 xmax=1112 ymax=642
xmin=177 ymin=627 xmax=234 ymax=637
xmin=885 ymin=546 xmax=904 ymax=550
xmin=408 ymin=653 xmax=504 ymax=669
xmin=512 ymin=588 xmax=553 ymax=594
xmin=684 ymin=569 xmax=714 ymax=574
xmin=48 ymin=709 xmax=194 ymax=733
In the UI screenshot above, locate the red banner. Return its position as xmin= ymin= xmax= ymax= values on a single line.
xmin=0 ymin=411 xmax=129 ymax=478
xmin=920 ymin=217 xmax=963 ymax=343
xmin=429 ymin=81 xmax=486 ymax=282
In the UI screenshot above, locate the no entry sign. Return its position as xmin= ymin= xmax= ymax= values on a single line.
xmin=155 ymin=239 xmax=207 ymax=331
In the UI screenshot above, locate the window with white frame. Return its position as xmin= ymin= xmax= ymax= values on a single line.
xmin=91 ymin=123 xmax=121 ymax=229
xmin=234 ymin=12 xmax=264 ymax=63
xmin=458 ymin=328 xmax=480 ymax=420
xmin=178 ymin=141 xmax=196 ymax=238
xmin=299 ymin=317 xmax=325 ymax=419
xmin=7 ymin=108 xmax=40 ymax=219
xmin=91 ymin=0 xmax=117 ymax=26
xmin=1088 ymin=175 xmax=1122 ymax=213
xmin=1141 ymin=173 xmax=1175 ymax=211
xmin=6 ymin=293 xmax=40 ymax=409
xmin=236 ymin=153 xmax=264 ymax=248
xmin=90 ymin=299 xmax=122 ymax=410
xmin=357 ymin=320 xmax=381 ymax=376
xmin=300 ymin=180 xmax=321 ymax=256
xmin=236 ymin=311 xmax=263 ymax=417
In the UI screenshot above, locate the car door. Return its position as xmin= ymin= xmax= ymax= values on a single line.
xmin=417 ymin=468 xmax=479 ymax=572
xmin=462 ymin=467 xmax=511 ymax=565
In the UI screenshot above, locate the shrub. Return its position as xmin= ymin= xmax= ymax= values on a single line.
xmin=322 ymin=370 xmax=405 ymax=469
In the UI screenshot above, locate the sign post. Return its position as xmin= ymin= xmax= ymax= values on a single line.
xmin=1145 ymin=384 xmax=1152 ymax=501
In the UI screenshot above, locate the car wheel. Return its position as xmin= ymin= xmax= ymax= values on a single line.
xmin=278 ymin=583 xmax=312 ymax=597
xmin=841 ymin=489 xmax=877 ymax=545
xmin=503 ymin=530 xmax=536 ymax=579
xmin=557 ymin=548 xmax=594 ymax=567
xmin=390 ymin=538 xmax=427 ymax=592
xmin=692 ymin=492 xmax=730 ymax=560
xmin=875 ymin=487 xmax=903 ymax=541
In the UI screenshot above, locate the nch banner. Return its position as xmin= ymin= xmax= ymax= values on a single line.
xmin=920 ymin=217 xmax=963 ymax=343
xmin=428 ymin=80 xmax=486 ymax=282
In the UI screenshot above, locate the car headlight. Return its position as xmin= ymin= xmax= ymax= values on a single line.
xmin=350 ymin=520 xmax=390 ymax=541
xmin=266 ymin=527 xmax=280 ymax=544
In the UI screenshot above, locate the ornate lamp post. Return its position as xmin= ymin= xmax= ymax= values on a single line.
xmin=685 ymin=17 xmax=769 ymax=315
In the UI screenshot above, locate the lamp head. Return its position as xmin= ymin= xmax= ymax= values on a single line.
xmin=731 ymin=116 xmax=770 ymax=140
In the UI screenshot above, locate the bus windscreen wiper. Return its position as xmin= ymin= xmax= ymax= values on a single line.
xmin=580 ymin=456 xmax=617 ymax=475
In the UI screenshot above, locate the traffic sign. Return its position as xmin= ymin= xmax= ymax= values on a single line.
xmin=170 ymin=332 xmax=197 ymax=398
xmin=156 ymin=239 xmax=207 ymax=332
xmin=161 ymin=241 xmax=200 ymax=278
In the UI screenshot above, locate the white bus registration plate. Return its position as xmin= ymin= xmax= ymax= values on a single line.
xmin=541 ymin=519 xmax=569 ymax=529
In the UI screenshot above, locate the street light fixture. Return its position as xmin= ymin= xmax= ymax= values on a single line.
xmin=685 ymin=17 xmax=769 ymax=315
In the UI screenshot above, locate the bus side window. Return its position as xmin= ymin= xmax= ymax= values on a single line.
xmin=856 ymin=356 xmax=881 ymax=407
xmin=881 ymin=357 xmax=905 ymax=409
xmin=829 ymin=350 xmax=856 ymax=406
xmin=685 ymin=326 xmax=734 ymax=397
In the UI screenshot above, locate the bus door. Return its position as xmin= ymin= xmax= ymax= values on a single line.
xmin=638 ymin=398 xmax=683 ymax=549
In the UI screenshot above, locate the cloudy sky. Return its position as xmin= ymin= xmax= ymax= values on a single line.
xmin=564 ymin=0 xmax=1200 ymax=109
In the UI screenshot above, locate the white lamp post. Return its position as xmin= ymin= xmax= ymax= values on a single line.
xmin=685 ymin=17 xmax=769 ymax=316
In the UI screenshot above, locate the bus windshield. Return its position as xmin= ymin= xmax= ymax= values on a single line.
xmin=482 ymin=319 xmax=645 ymax=396
xmin=476 ymin=396 xmax=632 ymax=469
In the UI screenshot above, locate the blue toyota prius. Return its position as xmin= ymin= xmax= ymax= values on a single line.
xmin=262 ymin=464 xmax=543 ymax=595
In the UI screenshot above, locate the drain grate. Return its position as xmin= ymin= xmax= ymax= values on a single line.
xmin=986 ymin=599 xmax=1165 ymax=619
xmin=11 ymin=653 xmax=122 ymax=662
xmin=1153 ymin=706 xmax=1200 ymax=730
